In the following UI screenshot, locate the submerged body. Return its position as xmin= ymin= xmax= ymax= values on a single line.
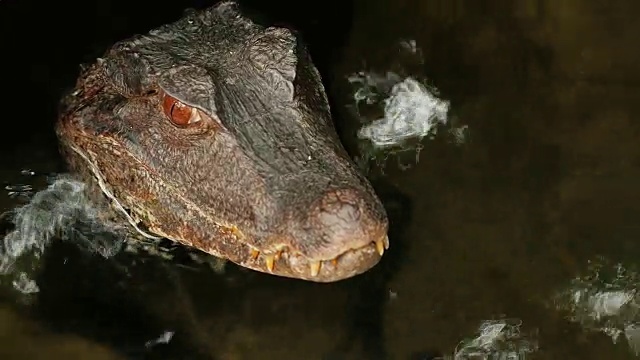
xmin=56 ymin=1 xmax=389 ymax=282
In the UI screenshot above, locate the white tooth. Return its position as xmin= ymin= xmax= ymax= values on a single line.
xmin=265 ymin=255 xmax=275 ymax=272
xmin=375 ymin=239 xmax=385 ymax=256
xmin=310 ymin=261 xmax=321 ymax=277
xmin=384 ymin=235 xmax=390 ymax=250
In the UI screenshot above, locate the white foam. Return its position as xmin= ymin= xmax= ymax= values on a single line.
xmin=346 ymin=40 xmax=467 ymax=154
xmin=357 ymin=77 xmax=450 ymax=148
xmin=552 ymin=258 xmax=640 ymax=356
xmin=0 ymin=176 xmax=128 ymax=293
xmin=450 ymin=318 xmax=538 ymax=360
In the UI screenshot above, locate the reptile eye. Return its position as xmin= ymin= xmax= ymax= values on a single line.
xmin=162 ymin=93 xmax=202 ymax=127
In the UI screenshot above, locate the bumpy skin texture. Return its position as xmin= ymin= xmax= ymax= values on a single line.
xmin=56 ymin=1 xmax=389 ymax=282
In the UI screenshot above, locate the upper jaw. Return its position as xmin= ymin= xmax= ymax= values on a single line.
xmin=58 ymin=111 xmax=390 ymax=283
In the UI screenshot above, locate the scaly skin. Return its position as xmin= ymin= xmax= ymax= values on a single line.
xmin=56 ymin=1 xmax=389 ymax=282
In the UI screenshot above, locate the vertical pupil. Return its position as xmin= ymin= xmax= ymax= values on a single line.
xmin=170 ymin=102 xmax=177 ymax=118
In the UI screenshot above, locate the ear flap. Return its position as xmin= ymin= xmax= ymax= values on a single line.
xmin=247 ymin=27 xmax=298 ymax=102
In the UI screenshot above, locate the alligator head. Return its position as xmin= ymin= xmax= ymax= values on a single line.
xmin=55 ymin=1 xmax=389 ymax=282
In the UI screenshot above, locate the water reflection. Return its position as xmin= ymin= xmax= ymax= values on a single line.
xmin=1 ymin=0 xmax=640 ymax=359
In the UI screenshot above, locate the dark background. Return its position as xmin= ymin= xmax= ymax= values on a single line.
xmin=0 ymin=0 xmax=355 ymax=167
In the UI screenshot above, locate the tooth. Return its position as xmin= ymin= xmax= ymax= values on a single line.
xmin=250 ymin=249 xmax=260 ymax=260
xmin=310 ymin=261 xmax=321 ymax=276
xmin=375 ymin=239 xmax=385 ymax=256
xmin=265 ymin=255 xmax=275 ymax=272
xmin=383 ymin=235 xmax=390 ymax=250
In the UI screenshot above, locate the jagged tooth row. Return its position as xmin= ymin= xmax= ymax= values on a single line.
xmin=250 ymin=235 xmax=389 ymax=276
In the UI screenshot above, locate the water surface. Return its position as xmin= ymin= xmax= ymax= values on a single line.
xmin=1 ymin=0 xmax=640 ymax=359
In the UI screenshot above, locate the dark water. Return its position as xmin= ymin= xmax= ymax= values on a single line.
xmin=2 ymin=0 xmax=640 ymax=359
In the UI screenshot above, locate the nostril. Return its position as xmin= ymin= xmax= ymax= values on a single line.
xmin=301 ymin=188 xmax=386 ymax=257
xmin=315 ymin=195 xmax=363 ymax=240
xmin=283 ymin=187 xmax=388 ymax=261
xmin=317 ymin=189 xmax=364 ymax=211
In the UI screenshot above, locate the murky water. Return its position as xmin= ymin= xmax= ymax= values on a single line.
xmin=2 ymin=0 xmax=640 ymax=359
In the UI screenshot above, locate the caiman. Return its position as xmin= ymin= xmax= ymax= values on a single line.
xmin=55 ymin=1 xmax=389 ymax=282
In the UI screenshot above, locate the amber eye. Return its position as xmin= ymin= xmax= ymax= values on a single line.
xmin=161 ymin=93 xmax=202 ymax=127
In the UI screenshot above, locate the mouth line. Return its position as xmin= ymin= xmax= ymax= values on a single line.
xmin=66 ymin=142 xmax=389 ymax=281
xmin=246 ymin=234 xmax=390 ymax=277
xmin=68 ymin=143 xmax=164 ymax=241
